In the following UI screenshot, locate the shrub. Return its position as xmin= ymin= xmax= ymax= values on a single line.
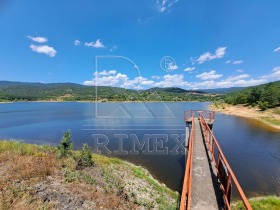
xmin=57 ymin=130 xmax=73 ymax=158
xmin=62 ymin=168 xmax=79 ymax=182
xmin=251 ymin=102 xmax=257 ymax=107
xmin=76 ymin=143 xmax=93 ymax=169
xmin=258 ymin=101 xmax=269 ymax=111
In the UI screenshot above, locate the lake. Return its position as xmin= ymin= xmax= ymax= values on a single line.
xmin=0 ymin=102 xmax=279 ymax=198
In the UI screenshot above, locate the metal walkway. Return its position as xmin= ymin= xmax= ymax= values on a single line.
xmin=180 ymin=111 xmax=252 ymax=210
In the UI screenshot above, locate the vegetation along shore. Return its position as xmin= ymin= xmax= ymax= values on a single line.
xmin=210 ymin=81 xmax=280 ymax=131
xmin=0 ymin=131 xmax=179 ymax=210
xmin=210 ymin=103 xmax=280 ymax=131
xmin=0 ymin=81 xmax=221 ymax=102
xmin=1 ymin=134 xmax=280 ymax=209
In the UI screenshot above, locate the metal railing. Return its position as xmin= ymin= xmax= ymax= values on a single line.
xmin=180 ymin=111 xmax=194 ymax=209
xmin=199 ymin=112 xmax=252 ymax=210
xmin=184 ymin=110 xmax=215 ymax=123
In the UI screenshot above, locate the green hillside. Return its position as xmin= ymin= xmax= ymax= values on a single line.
xmin=145 ymin=87 xmax=203 ymax=94
xmin=200 ymin=87 xmax=246 ymax=94
xmin=223 ymin=80 xmax=280 ymax=109
xmin=0 ymin=81 xmax=219 ymax=102
xmin=1 ymin=80 xmax=279 ymax=103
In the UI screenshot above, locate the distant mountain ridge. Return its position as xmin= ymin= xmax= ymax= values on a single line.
xmin=0 ymin=81 xmax=244 ymax=94
xmin=144 ymin=87 xmax=203 ymax=94
xmin=200 ymin=87 xmax=246 ymax=94
xmin=0 ymin=80 xmax=274 ymax=102
xmin=0 ymin=80 xmax=218 ymax=102
xmin=0 ymin=81 xmax=82 ymax=87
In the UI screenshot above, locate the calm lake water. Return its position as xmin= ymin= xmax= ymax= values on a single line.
xmin=0 ymin=102 xmax=279 ymax=198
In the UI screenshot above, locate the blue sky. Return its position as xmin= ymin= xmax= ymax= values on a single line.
xmin=0 ymin=0 xmax=280 ymax=90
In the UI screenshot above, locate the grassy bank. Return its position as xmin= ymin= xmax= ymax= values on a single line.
xmin=210 ymin=102 xmax=280 ymax=131
xmin=0 ymin=140 xmax=179 ymax=209
xmin=231 ymin=196 xmax=280 ymax=210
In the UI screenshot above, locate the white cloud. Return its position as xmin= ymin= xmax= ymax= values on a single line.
xmin=197 ymin=52 xmax=211 ymax=64
xmin=236 ymin=69 xmax=244 ymax=73
xmin=141 ymin=80 xmax=155 ymax=86
xmin=85 ymin=39 xmax=105 ymax=48
xmin=187 ymin=80 xmax=216 ymax=89
xmin=274 ymin=47 xmax=280 ymax=52
xmin=215 ymin=47 xmax=226 ymax=58
xmin=196 ymin=70 xmax=223 ymax=80
xmin=214 ymin=78 xmax=266 ymax=88
xmin=273 ymin=66 xmax=280 ymax=72
xmin=226 ymin=74 xmax=250 ymax=81
xmin=185 ymin=74 xmax=266 ymax=89
xmin=84 ymin=71 xmax=185 ymax=89
xmin=118 ymin=77 xmax=147 ymax=89
xmin=230 ymin=79 xmax=267 ymax=87
xmin=29 ymin=44 xmax=57 ymax=57
xmin=184 ymin=67 xmax=195 ymax=72
xmin=83 ymin=68 xmax=275 ymax=90
xmin=83 ymin=81 xmax=94 ymax=86
xmin=95 ymin=70 xmax=117 ymax=76
xmin=168 ymin=63 xmax=178 ymax=71
xmin=74 ymin=40 xmax=81 ymax=46
xmin=232 ymin=60 xmax=243 ymax=64
xmin=152 ymin=76 xmax=161 ymax=79
xmin=84 ymin=71 xmax=128 ymax=87
xmin=155 ymin=0 xmax=179 ymax=13
xmin=84 ymin=70 xmax=155 ymax=90
xmin=27 ymin=36 xmax=48 ymax=43
xmin=226 ymin=60 xmax=243 ymax=64
xmin=153 ymin=74 xmax=186 ymax=87
xmin=260 ymin=66 xmax=280 ymax=80
xmin=197 ymin=47 xmax=226 ymax=64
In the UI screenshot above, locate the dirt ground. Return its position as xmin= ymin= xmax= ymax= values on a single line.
xmin=209 ymin=104 xmax=280 ymax=131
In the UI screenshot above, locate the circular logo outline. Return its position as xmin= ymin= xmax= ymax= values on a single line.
xmin=160 ymin=56 xmax=177 ymax=72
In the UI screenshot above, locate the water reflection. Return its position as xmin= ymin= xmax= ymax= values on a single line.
xmin=0 ymin=102 xmax=279 ymax=197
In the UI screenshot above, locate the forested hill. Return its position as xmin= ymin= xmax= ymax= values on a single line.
xmin=223 ymin=80 xmax=280 ymax=109
xmin=0 ymin=81 xmax=220 ymax=102
xmin=1 ymin=80 xmax=278 ymax=103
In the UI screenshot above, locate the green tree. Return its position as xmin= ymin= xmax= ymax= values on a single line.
xmin=248 ymin=87 xmax=262 ymax=105
xmin=258 ymin=101 xmax=269 ymax=111
xmin=234 ymin=93 xmax=248 ymax=104
xmin=57 ymin=130 xmax=73 ymax=158
xmin=261 ymin=83 xmax=279 ymax=107
xmin=76 ymin=143 xmax=93 ymax=169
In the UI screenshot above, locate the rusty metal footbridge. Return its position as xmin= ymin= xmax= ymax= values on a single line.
xmin=180 ymin=110 xmax=252 ymax=210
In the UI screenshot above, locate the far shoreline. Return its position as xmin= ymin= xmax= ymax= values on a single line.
xmin=0 ymin=100 xmax=206 ymax=103
xmin=209 ymin=103 xmax=280 ymax=131
xmin=3 ymin=101 xmax=279 ymax=132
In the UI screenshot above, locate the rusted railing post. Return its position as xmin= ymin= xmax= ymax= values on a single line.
xmin=199 ymin=112 xmax=252 ymax=210
xmin=180 ymin=113 xmax=195 ymax=210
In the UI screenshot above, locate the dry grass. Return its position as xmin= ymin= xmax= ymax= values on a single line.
xmin=0 ymin=153 xmax=57 ymax=183
xmin=0 ymin=140 xmax=179 ymax=209
xmin=0 ymin=141 xmax=59 ymax=210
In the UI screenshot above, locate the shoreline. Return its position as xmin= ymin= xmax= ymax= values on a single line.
xmin=0 ymin=100 xmax=204 ymax=103
xmin=209 ymin=103 xmax=280 ymax=131
xmin=231 ymin=195 xmax=280 ymax=209
xmin=2 ymin=100 xmax=279 ymax=131
xmin=0 ymin=140 xmax=179 ymax=209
